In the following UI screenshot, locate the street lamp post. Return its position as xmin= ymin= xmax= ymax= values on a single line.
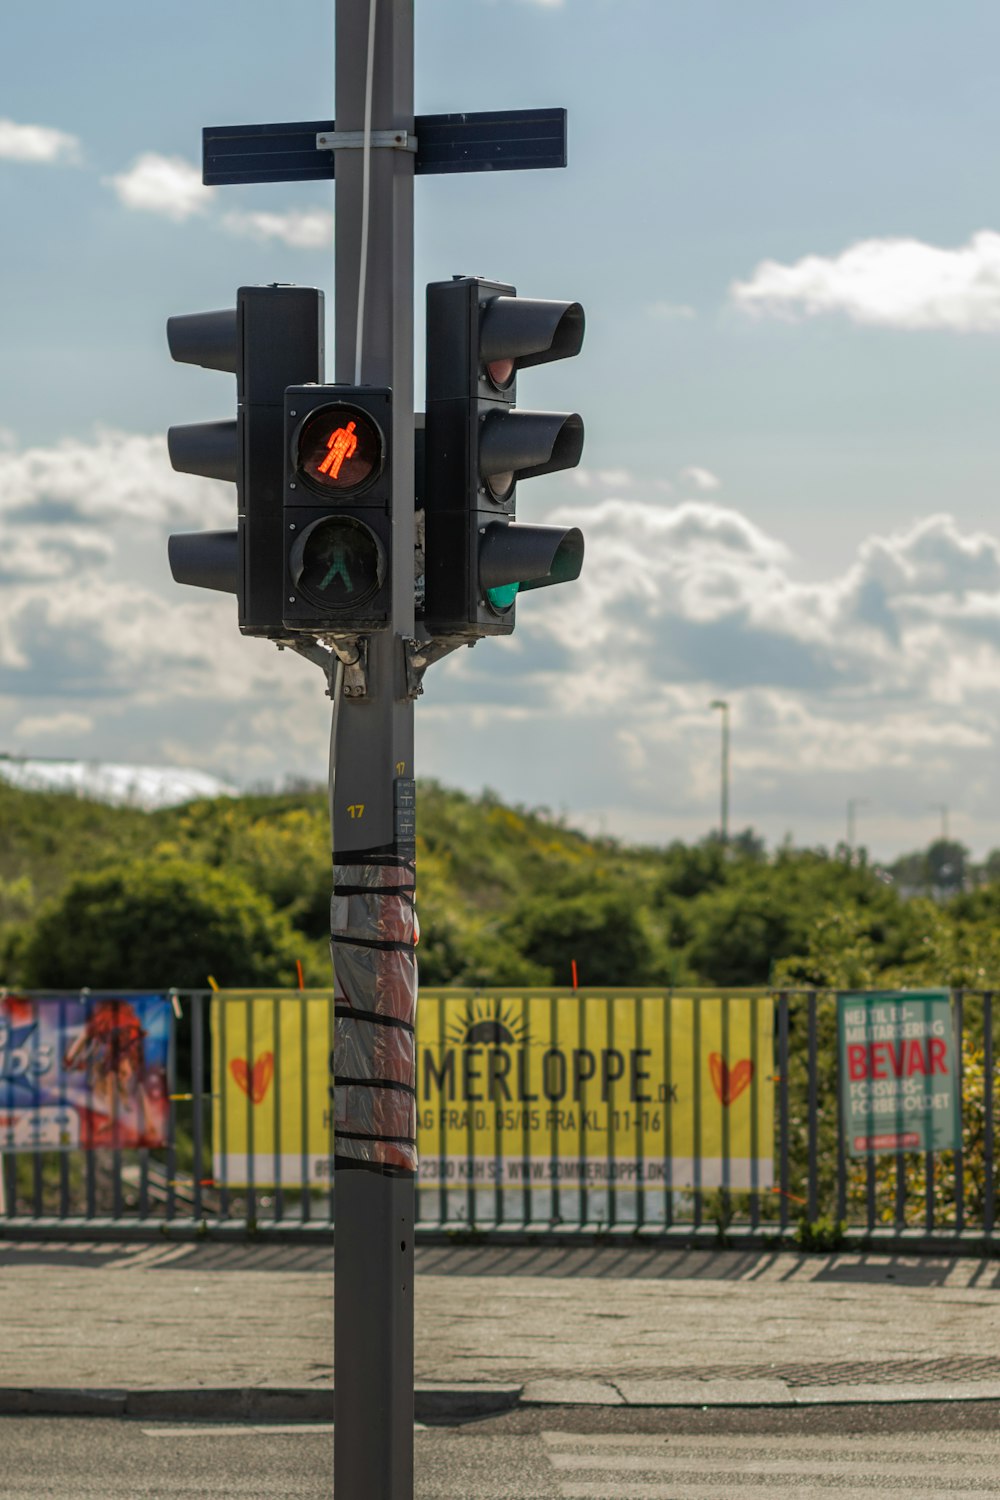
xmin=846 ymin=797 xmax=868 ymax=850
xmin=929 ymin=803 xmax=949 ymax=842
xmin=710 ymin=700 xmax=730 ymax=844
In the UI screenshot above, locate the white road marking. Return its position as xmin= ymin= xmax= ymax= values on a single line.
xmin=141 ymin=1424 xmax=334 ymax=1436
xmin=540 ymin=1430 xmax=1000 ymax=1500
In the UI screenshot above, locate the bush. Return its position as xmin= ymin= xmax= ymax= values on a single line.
xmin=502 ymin=887 xmax=656 ymax=987
xmin=15 ymin=858 xmax=303 ymax=990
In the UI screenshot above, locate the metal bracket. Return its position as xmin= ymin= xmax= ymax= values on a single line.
xmin=402 ymin=636 xmax=464 ymax=700
xmin=316 ymin=129 xmax=416 ymax=153
xmin=279 ymin=635 xmax=369 ymax=699
xmin=321 ymin=635 xmax=369 ymax=698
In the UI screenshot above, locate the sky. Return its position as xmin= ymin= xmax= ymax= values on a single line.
xmin=2 ymin=0 xmax=1000 ymax=857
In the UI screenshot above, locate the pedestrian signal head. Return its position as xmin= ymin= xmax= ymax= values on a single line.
xmin=283 ymin=384 xmax=393 ymax=632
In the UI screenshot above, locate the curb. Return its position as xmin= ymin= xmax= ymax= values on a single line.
xmin=0 ymin=1384 xmax=523 ymax=1424
xmin=3 ymin=1381 xmax=1000 ymax=1420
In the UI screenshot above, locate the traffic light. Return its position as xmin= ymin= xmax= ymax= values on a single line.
xmin=423 ymin=276 xmax=585 ymax=639
xmin=167 ymin=283 xmax=324 ymax=637
xmin=282 ymin=386 xmax=392 ymax=632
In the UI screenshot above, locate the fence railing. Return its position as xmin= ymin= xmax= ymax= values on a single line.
xmin=0 ymin=988 xmax=995 ymax=1250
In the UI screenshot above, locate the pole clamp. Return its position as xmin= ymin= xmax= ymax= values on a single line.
xmin=402 ymin=636 xmax=464 ymax=700
xmin=316 ymin=130 xmax=417 ymax=154
xmin=279 ymin=635 xmax=369 ymax=698
xmin=323 ymin=636 xmax=369 ymax=698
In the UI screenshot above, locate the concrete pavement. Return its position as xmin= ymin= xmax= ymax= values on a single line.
xmin=1 ymin=1240 xmax=999 ymax=1419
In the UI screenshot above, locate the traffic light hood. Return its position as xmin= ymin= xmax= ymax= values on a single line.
xmin=480 ymin=296 xmax=584 ymax=372
xmin=168 ymin=530 xmax=238 ymax=594
xmin=167 ymin=419 xmax=237 ymax=484
xmin=166 ymin=309 xmax=238 ymax=373
xmin=479 ymin=521 xmax=584 ymax=595
xmin=479 ymin=409 xmax=584 ymax=492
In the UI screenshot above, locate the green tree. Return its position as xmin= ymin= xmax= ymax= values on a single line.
xmin=16 ymin=858 xmax=302 ymax=990
xmin=684 ymin=886 xmax=791 ymax=985
xmin=502 ymin=888 xmax=656 ymax=987
xmin=153 ymin=797 xmax=333 ymax=939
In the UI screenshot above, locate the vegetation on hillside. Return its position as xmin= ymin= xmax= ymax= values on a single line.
xmin=1 ymin=777 xmax=999 ymax=993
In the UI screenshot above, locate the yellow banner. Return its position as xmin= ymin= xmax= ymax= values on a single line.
xmin=211 ymin=990 xmax=774 ymax=1194
xmin=211 ymin=993 xmax=334 ymax=1190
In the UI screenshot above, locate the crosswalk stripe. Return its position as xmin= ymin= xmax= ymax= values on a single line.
xmin=541 ymin=1430 xmax=1000 ymax=1499
xmin=556 ymin=1486 xmax=1000 ymax=1500
xmin=549 ymin=1453 xmax=994 ymax=1477
xmin=540 ymin=1431 xmax=1000 ymax=1455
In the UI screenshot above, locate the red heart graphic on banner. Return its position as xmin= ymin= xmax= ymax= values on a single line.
xmin=230 ymin=1052 xmax=274 ymax=1104
xmin=709 ymin=1052 xmax=754 ymax=1106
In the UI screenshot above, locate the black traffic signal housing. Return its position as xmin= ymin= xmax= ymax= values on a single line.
xmin=282 ymin=386 xmax=393 ymax=633
xmin=423 ymin=276 xmax=585 ymax=639
xmin=167 ymin=283 xmax=324 ymax=637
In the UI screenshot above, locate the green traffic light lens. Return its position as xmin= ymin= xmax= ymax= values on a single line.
xmin=486 ymin=581 xmax=519 ymax=612
xmin=292 ymin=515 xmax=385 ymax=610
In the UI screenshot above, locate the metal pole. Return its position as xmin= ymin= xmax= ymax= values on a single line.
xmin=929 ymin=802 xmax=949 ymax=842
xmin=846 ymin=796 xmax=868 ymax=850
xmin=710 ymin=700 xmax=729 ymax=843
xmin=332 ymin=3 xmax=416 ymax=1497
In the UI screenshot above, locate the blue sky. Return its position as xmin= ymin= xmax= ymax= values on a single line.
xmin=3 ymin=0 xmax=1000 ymax=856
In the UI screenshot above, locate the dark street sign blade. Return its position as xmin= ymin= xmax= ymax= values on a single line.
xmin=203 ymin=109 xmax=567 ymax=186
xmin=204 ymin=120 xmax=337 ymax=186
xmin=416 ymin=108 xmax=567 ymax=175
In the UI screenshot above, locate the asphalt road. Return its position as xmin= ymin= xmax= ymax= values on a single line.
xmin=5 ymin=1405 xmax=1000 ymax=1499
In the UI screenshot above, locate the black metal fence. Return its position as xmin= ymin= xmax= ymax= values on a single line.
xmin=0 ymin=988 xmax=995 ymax=1251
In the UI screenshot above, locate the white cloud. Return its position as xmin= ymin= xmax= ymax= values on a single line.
xmin=220 ymin=208 xmax=333 ymax=250
xmin=678 ymin=465 xmax=721 ymax=492
xmin=0 ymin=118 xmax=80 ymax=165
xmin=731 ymin=230 xmax=1000 ymax=331
xmin=104 ymin=152 xmax=328 ymax=245
xmin=533 ymin=498 xmax=1000 ymax=704
xmin=418 ymin=491 xmax=1000 ymax=851
xmin=13 ymin=711 xmax=93 ymax=741
xmin=0 ymin=428 xmax=331 ymax=782
xmin=0 ymin=430 xmax=231 ymax=533
xmin=106 ymin=153 xmax=214 ymax=222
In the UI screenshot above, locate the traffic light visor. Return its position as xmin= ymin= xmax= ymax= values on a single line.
xmin=294 ymin=404 xmax=383 ymax=496
xmin=479 ymin=521 xmax=584 ymax=610
xmin=168 ymin=530 xmax=238 ymax=593
xmin=166 ymin=309 xmax=238 ymax=373
xmin=480 ymin=297 xmax=585 ymax=379
xmin=168 ymin=420 xmax=237 ymax=483
xmin=479 ymin=410 xmax=584 ymax=498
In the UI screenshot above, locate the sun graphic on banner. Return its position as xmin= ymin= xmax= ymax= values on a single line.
xmin=446 ymin=999 xmax=530 ymax=1048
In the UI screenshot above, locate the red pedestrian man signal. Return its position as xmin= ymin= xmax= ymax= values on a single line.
xmin=319 ymin=420 xmax=358 ymax=480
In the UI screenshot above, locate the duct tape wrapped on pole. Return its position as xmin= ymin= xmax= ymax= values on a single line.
xmin=331 ymin=785 xmax=417 ymax=1174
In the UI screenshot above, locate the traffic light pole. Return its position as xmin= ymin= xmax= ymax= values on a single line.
xmin=330 ymin=4 xmax=416 ymax=1498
